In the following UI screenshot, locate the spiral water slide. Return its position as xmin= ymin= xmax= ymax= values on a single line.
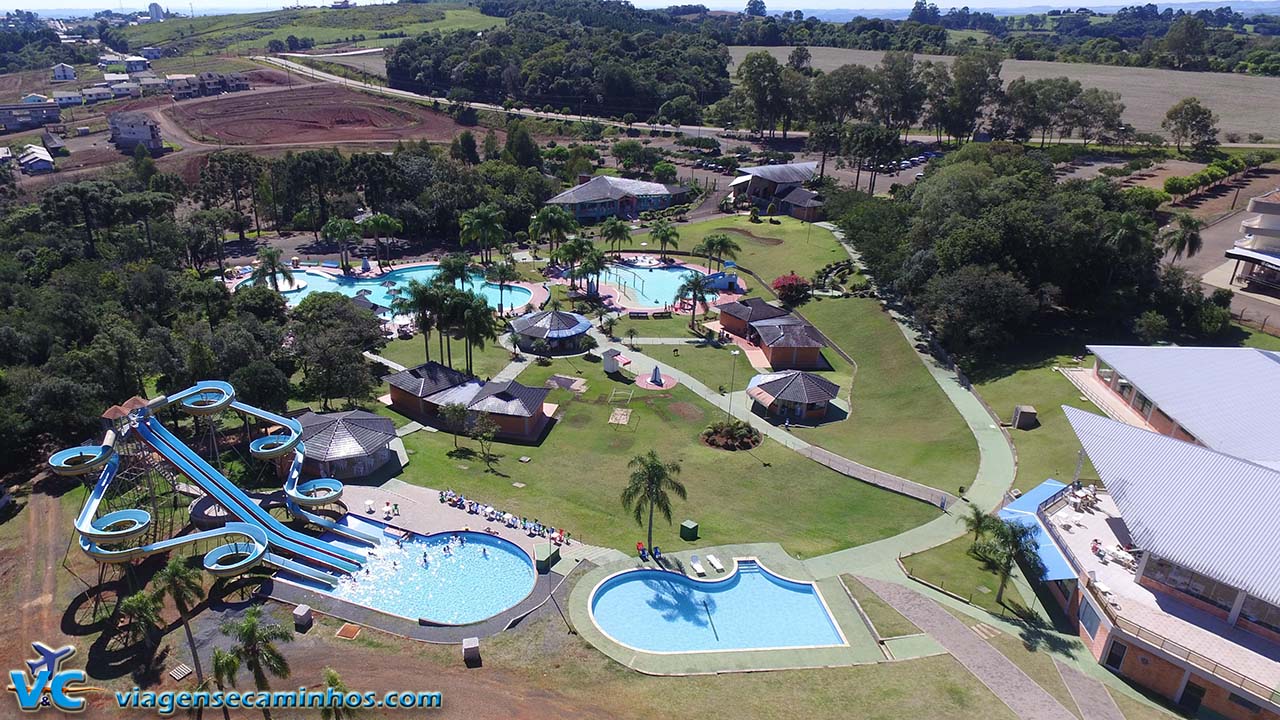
xmin=50 ymin=381 xmax=382 ymax=587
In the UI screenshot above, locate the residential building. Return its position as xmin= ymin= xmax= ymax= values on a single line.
xmin=51 ymin=91 xmax=83 ymax=107
xmin=545 ymin=175 xmax=689 ymax=222
xmin=140 ymin=46 xmax=164 ymax=59
xmin=383 ymin=362 xmax=554 ymax=441
xmin=0 ymin=147 xmax=12 ymax=163
xmin=716 ymin=297 xmax=789 ymax=337
xmin=746 ymin=370 xmax=840 ymax=420
xmin=138 ymin=77 xmax=168 ymax=95
xmin=0 ymin=102 xmax=61 ymax=132
xmin=81 ymin=87 xmax=114 ymax=104
xmin=123 ymin=56 xmax=150 ymax=73
xmin=729 ymin=162 xmax=824 ymax=220
xmin=21 ymin=93 xmax=50 ymax=104
xmin=1226 ymin=192 xmax=1280 ymax=291
xmin=102 ymin=72 xmax=130 ymax=84
xmin=98 ymin=52 xmax=126 ymax=67
xmin=51 ymin=62 xmax=77 ymax=81
xmin=18 ymin=144 xmax=54 ymax=174
xmin=169 ymin=78 xmax=198 ymax=100
xmin=109 ymin=82 xmax=140 ymax=98
xmin=108 ymin=112 xmax=163 ymax=153
xmin=749 ymin=315 xmax=826 ymax=369
xmin=1026 ymin=407 xmax=1280 ymax=720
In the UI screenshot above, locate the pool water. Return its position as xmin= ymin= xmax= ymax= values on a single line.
xmin=297 ymin=528 xmax=536 ymax=625
xmin=589 ymin=560 xmax=845 ymax=653
xmin=597 ymin=264 xmax=707 ymax=309
xmin=259 ymin=266 xmax=532 ymax=314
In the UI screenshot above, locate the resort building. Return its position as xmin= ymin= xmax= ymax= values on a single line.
xmin=510 ymin=310 xmax=592 ymax=353
xmin=1064 ymin=345 xmax=1280 ymax=468
xmin=51 ymin=62 xmax=77 ymax=82
xmin=746 ymin=370 xmax=839 ymax=420
xmin=717 ymin=297 xmax=790 ymax=336
xmin=109 ymin=112 xmax=164 ymax=153
xmin=0 ymin=102 xmax=60 ymax=132
xmin=729 ymin=162 xmax=824 ymax=221
xmin=1227 ymin=193 xmax=1280 ymax=291
xmin=751 ymin=316 xmax=826 ymax=369
xmin=1029 ymin=407 xmax=1280 ymax=720
xmin=544 ymin=175 xmax=689 ymax=222
xmin=383 ymin=362 xmax=554 ymax=441
xmin=296 ymin=410 xmax=397 ymax=479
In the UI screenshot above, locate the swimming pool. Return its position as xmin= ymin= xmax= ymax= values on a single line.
xmin=597 ymin=263 xmax=707 ymax=309
xmin=295 ymin=527 xmax=537 ymax=625
xmin=253 ymin=266 xmax=533 ymax=314
xmin=589 ymin=560 xmax=846 ymax=653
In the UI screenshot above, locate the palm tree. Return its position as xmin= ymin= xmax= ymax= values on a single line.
xmin=460 ymin=204 xmax=505 ymax=264
xmin=576 ymin=247 xmax=608 ymax=295
xmin=650 ymin=219 xmax=679 ymax=261
xmin=961 ymin=504 xmax=995 ymax=547
xmin=210 ymin=649 xmax=239 ymax=720
xmin=390 ymin=279 xmax=442 ymax=363
xmin=153 ymin=558 xmax=208 ymax=712
xmin=219 ymin=606 xmax=293 ymax=720
xmin=621 ymin=450 xmax=687 ymax=553
xmin=529 ymin=206 xmax=578 ymax=256
xmin=694 ymin=232 xmax=741 ymax=271
xmin=675 ymin=272 xmax=713 ymax=330
xmin=553 ymin=236 xmax=594 ymax=289
xmin=461 ymin=293 xmax=500 ymax=375
xmin=435 ymin=252 xmax=472 ymax=290
xmin=484 ymin=261 xmax=521 ymax=315
xmin=981 ymin=519 xmax=1047 ymax=605
xmin=1161 ymin=212 xmax=1205 ymax=261
xmin=320 ymin=668 xmax=354 ymax=720
xmin=434 ymin=287 xmax=471 ymax=369
xmin=361 ymin=212 xmax=402 ymax=270
xmin=599 ymin=216 xmax=632 ymax=255
xmin=321 ymin=218 xmax=359 ymax=274
xmin=1105 ymin=212 xmax=1152 ymax=288
xmin=250 ymin=246 xmax=293 ymax=292
xmin=119 ymin=591 xmax=162 ymax=647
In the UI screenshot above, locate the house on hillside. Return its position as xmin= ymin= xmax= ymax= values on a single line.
xmin=52 ymin=91 xmax=83 ymax=107
xmin=108 ymin=112 xmax=163 ymax=153
xmin=110 ymin=82 xmax=140 ymax=99
xmin=545 ymin=175 xmax=689 ymax=222
xmin=51 ymin=63 xmax=77 ymax=82
xmin=102 ymin=72 xmax=130 ymax=84
xmin=169 ymin=78 xmax=198 ymax=100
xmin=138 ymin=77 xmax=168 ymax=95
xmin=42 ymin=131 xmax=66 ymax=156
xmin=123 ymin=56 xmax=150 ymax=73
xmin=729 ymin=162 xmax=824 ymax=221
xmin=21 ymin=93 xmax=50 ymax=104
xmin=18 ymin=145 xmax=55 ymax=174
xmin=0 ymin=102 xmax=61 ymax=132
xmin=140 ymin=46 xmax=164 ymax=60
xmin=81 ymin=87 xmax=114 ymax=104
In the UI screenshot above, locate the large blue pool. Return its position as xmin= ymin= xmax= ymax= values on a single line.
xmin=255 ymin=266 xmax=532 ymax=314
xmin=597 ymin=263 xmax=707 ymax=309
xmin=589 ymin=560 xmax=846 ymax=653
xmin=295 ymin=525 xmax=536 ymax=625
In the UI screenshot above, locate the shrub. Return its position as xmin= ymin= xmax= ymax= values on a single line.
xmin=1225 ymin=131 xmax=1242 ymax=144
xmin=1134 ymin=310 xmax=1169 ymax=344
xmin=700 ymin=419 xmax=762 ymax=451
xmin=772 ymin=273 xmax=812 ymax=305
xmin=1210 ymin=287 xmax=1234 ymax=308
xmin=1249 ymin=132 xmax=1265 ymax=143
xmin=748 ymin=207 xmax=761 ymax=223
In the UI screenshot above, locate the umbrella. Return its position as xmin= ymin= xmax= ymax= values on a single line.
xmin=650 ymin=365 xmax=663 ymax=386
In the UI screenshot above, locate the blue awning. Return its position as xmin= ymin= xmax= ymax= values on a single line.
xmin=998 ymin=479 xmax=1077 ymax=582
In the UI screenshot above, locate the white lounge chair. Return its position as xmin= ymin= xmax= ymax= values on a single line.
xmin=689 ymin=555 xmax=707 ymax=577
xmin=706 ymin=554 xmax=725 ymax=573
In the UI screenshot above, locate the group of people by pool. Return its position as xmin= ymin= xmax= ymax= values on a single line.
xmin=439 ymin=489 xmax=573 ymax=546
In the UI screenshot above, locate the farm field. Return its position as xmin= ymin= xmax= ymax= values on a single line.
xmin=729 ymin=46 xmax=1280 ymax=139
xmin=306 ymin=50 xmax=389 ymax=78
xmin=118 ymin=5 xmax=501 ymax=55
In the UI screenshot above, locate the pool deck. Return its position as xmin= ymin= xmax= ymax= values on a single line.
xmin=565 ymin=542 xmax=885 ymax=675
xmin=551 ymin=253 xmax=746 ymax=312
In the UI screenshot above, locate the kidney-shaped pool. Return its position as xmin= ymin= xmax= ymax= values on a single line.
xmin=589 ymin=560 xmax=846 ymax=653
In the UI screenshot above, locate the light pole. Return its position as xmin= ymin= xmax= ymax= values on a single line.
xmin=725 ymin=349 xmax=740 ymax=420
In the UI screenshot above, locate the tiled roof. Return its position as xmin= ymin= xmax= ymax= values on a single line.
xmin=719 ymin=297 xmax=789 ymax=322
xmin=777 ymin=186 xmax=823 ymax=208
xmin=510 ymin=310 xmax=591 ymax=339
xmin=753 ymin=319 xmax=823 ymax=348
xmin=384 ymin=361 xmax=472 ymax=399
xmin=747 ymin=370 xmax=839 ymax=404
xmin=298 ymin=410 xmax=395 ymax=461
xmin=467 ymin=380 xmax=549 ymax=417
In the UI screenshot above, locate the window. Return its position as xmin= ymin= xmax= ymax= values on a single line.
xmin=1144 ymin=557 xmax=1237 ymax=611
xmin=1104 ymin=641 xmax=1127 ymax=672
xmin=1240 ymin=596 xmax=1280 ymax=634
xmin=1079 ymin=599 xmax=1102 ymax=638
xmin=1228 ymin=693 xmax=1262 ymax=713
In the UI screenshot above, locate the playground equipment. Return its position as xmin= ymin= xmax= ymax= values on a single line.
xmin=50 ymin=381 xmax=382 ymax=589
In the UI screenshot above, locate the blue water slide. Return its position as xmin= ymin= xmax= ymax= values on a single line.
xmin=136 ymin=414 xmax=363 ymax=575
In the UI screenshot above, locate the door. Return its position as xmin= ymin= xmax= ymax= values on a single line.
xmin=1104 ymin=641 xmax=1127 ymax=672
xmin=1178 ymin=682 xmax=1206 ymax=713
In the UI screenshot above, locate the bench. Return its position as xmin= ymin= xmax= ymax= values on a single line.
xmin=628 ymin=311 xmax=649 ymax=319
xmin=652 ymin=311 xmax=672 ymax=319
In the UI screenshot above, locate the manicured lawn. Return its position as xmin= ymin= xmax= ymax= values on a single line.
xmin=901 ymin=535 xmax=1026 ymax=614
xmin=394 ymin=359 xmax=939 ymax=556
xmin=1108 ymin=688 xmax=1179 ymax=720
xmin=610 ymin=311 xmax=710 ymax=341
xmin=843 ymin=575 xmax=921 ymax=639
xmin=1236 ymin=322 xmax=1280 ymax=350
xmin=796 ymin=296 xmax=978 ymax=494
xmin=660 ymin=341 xmax=757 ymax=394
xmin=378 ymin=336 xmax=514 ymax=381
xmin=632 ymin=215 xmax=847 ymax=285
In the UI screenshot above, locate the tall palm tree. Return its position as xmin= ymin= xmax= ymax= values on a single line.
xmin=320 ymin=668 xmax=355 ymax=720
xmin=119 ymin=591 xmax=162 ymax=648
xmin=390 ymin=279 xmax=440 ymax=363
xmin=210 ymin=649 xmax=239 ymax=720
xmin=961 ymin=504 xmax=995 ymax=547
xmin=484 ymin=261 xmax=521 ymax=315
xmin=599 ymin=216 xmax=632 ymax=255
xmin=529 ymin=206 xmax=578 ymax=256
xmin=675 ymin=272 xmax=713 ymax=330
xmin=461 ymin=293 xmax=500 ymax=375
xmin=650 ymin=219 xmax=680 ymax=261
xmin=695 ymin=232 xmax=741 ymax=271
xmin=362 ymin=212 xmax=403 ymax=269
xmin=153 ymin=558 xmax=208 ymax=715
xmin=576 ymin=247 xmax=608 ymax=295
xmin=219 ymin=606 xmax=293 ymax=720
xmin=982 ymin=519 xmax=1046 ymax=605
xmin=621 ymin=450 xmax=687 ymax=553
xmin=250 ymin=246 xmax=293 ymax=292
xmin=1105 ymin=212 xmax=1152 ymax=289
xmin=460 ymin=204 xmax=506 ymax=264
xmin=1160 ymin=212 xmax=1205 ymax=261
xmin=321 ymin=218 xmax=359 ymax=274
xmin=434 ymin=286 xmax=471 ymax=369
xmin=553 ymin=236 xmax=595 ymax=289
xmin=435 ymin=252 xmax=472 ymax=290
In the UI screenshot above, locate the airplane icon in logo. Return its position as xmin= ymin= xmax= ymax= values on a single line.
xmin=25 ymin=642 xmax=76 ymax=678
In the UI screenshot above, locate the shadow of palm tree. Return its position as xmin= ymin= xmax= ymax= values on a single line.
xmin=641 ymin=575 xmax=716 ymax=627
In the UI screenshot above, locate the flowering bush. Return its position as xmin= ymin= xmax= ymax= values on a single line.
xmin=771 ymin=273 xmax=812 ymax=305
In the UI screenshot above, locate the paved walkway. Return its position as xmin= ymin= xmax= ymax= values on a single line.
xmin=1055 ymin=659 xmax=1126 ymax=720
xmin=363 ymin=351 xmax=405 ymax=373
xmin=859 ymin=577 xmax=1076 ymax=720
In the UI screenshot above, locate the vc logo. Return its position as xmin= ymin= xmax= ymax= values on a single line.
xmin=7 ymin=642 xmax=90 ymax=713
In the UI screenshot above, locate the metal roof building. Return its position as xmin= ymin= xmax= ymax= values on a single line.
xmin=737 ymin=162 xmax=818 ymax=184
xmin=1065 ymin=406 xmax=1280 ymax=607
xmin=545 ymin=175 xmax=681 ymax=205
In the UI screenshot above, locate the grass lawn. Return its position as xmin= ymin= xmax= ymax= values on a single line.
xmin=1108 ymin=687 xmax=1180 ymax=720
xmin=378 ymin=336 xmax=514 ymax=381
xmin=901 ymin=535 xmax=1027 ymax=614
xmin=660 ymin=341 xmax=757 ymax=393
xmin=611 ymin=311 xmax=710 ymax=341
xmin=632 ymin=215 xmax=847 ymax=286
xmin=1236 ymin=321 xmax=1280 ymax=350
xmin=394 ymin=359 xmax=939 ymax=556
xmin=796 ymin=296 xmax=978 ymax=494
xmin=843 ymin=575 xmax=921 ymax=639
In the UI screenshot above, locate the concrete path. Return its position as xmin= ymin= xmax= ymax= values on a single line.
xmin=1055 ymin=660 xmax=1126 ymax=720
xmin=363 ymin=351 xmax=405 ymax=373
xmin=860 ymin=577 xmax=1076 ymax=720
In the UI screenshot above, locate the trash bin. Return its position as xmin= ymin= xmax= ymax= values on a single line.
xmin=292 ymin=604 xmax=313 ymax=632
xmin=462 ymin=637 xmax=481 ymax=667
xmin=680 ymin=520 xmax=699 ymax=541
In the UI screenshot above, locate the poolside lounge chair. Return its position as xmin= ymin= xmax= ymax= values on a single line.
xmin=652 ymin=546 xmax=664 ymax=564
xmin=321 ymin=260 xmax=340 ymax=269
xmin=636 ymin=542 xmax=649 ymax=561
xmin=706 ymin=554 xmax=725 ymax=573
xmin=690 ymin=555 xmax=707 ymax=577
